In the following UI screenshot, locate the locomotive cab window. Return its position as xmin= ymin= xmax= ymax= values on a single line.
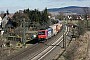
xmin=38 ymin=31 xmax=45 ymax=35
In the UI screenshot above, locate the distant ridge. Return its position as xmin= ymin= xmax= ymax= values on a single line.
xmin=47 ymin=6 xmax=90 ymax=14
xmin=62 ymin=6 xmax=82 ymax=8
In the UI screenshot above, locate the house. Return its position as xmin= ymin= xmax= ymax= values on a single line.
xmin=0 ymin=16 xmax=2 ymax=31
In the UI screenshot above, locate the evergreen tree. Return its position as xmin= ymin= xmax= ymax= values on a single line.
xmin=41 ymin=8 xmax=49 ymax=27
xmin=6 ymin=9 xmax=9 ymax=15
xmin=12 ymin=8 xmax=50 ymax=29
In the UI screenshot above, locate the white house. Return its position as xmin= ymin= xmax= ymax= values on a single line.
xmin=0 ymin=16 xmax=2 ymax=26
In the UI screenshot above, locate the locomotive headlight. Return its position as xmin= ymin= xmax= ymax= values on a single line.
xmin=33 ymin=35 xmax=36 ymax=38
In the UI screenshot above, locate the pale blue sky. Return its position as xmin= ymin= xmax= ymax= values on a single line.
xmin=0 ymin=0 xmax=90 ymax=13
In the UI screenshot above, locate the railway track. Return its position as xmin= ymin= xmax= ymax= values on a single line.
xmin=30 ymin=26 xmax=68 ymax=60
xmin=3 ymin=26 xmax=68 ymax=60
xmin=31 ymin=35 xmax=64 ymax=60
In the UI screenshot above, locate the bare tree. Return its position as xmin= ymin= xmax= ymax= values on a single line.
xmin=83 ymin=7 xmax=90 ymax=29
xmin=56 ymin=12 xmax=64 ymax=20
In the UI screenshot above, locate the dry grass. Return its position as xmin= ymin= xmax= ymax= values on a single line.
xmin=59 ymin=32 xmax=89 ymax=60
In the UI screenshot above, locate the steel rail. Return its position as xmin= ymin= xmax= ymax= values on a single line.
xmin=30 ymin=26 xmax=68 ymax=60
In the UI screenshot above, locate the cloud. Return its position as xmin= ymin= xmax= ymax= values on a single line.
xmin=51 ymin=0 xmax=86 ymax=1
xmin=73 ymin=0 xmax=86 ymax=1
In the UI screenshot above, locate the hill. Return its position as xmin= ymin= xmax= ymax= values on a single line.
xmin=47 ymin=6 xmax=90 ymax=15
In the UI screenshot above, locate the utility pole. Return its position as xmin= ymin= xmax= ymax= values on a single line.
xmin=62 ymin=29 xmax=65 ymax=48
xmin=48 ymin=16 xmax=52 ymax=26
xmin=22 ymin=18 xmax=26 ymax=46
xmin=62 ymin=21 xmax=66 ymax=49
xmin=66 ymin=16 xmax=68 ymax=32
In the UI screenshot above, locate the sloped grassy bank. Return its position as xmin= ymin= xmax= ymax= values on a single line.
xmin=59 ymin=32 xmax=89 ymax=60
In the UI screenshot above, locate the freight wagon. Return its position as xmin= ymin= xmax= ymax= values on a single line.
xmin=49 ymin=25 xmax=57 ymax=36
xmin=54 ymin=23 xmax=62 ymax=33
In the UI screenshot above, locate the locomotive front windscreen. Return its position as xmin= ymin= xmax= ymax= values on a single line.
xmin=38 ymin=31 xmax=45 ymax=35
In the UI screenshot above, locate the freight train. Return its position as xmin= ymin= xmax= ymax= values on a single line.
xmin=38 ymin=22 xmax=63 ymax=41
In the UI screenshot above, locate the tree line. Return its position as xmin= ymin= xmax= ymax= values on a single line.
xmin=12 ymin=8 xmax=51 ymax=30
